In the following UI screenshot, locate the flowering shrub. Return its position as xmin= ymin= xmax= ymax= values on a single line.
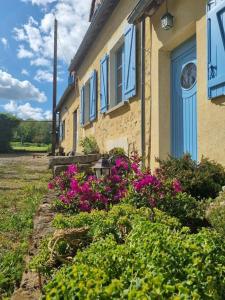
xmin=48 ymin=154 xmax=182 ymax=215
xmin=48 ymin=158 xmax=131 ymax=213
xmin=156 ymin=154 xmax=225 ymax=199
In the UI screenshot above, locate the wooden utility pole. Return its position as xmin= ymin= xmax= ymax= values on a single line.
xmin=52 ymin=18 xmax=58 ymax=155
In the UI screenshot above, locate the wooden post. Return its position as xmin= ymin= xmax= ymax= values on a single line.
xmin=52 ymin=18 xmax=58 ymax=155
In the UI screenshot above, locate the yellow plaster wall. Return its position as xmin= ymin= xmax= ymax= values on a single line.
xmin=76 ymin=0 xmax=143 ymax=156
xmin=59 ymin=0 xmax=149 ymax=156
xmin=59 ymin=0 xmax=225 ymax=167
xmin=149 ymin=0 xmax=225 ymax=166
xmin=59 ymin=88 xmax=80 ymax=154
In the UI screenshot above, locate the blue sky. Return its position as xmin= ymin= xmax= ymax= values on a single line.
xmin=0 ymin=0 xmax=91 ymax=120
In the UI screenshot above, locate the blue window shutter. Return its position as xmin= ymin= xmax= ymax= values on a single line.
xmin=90 ymin=70 xmax=97 ymax=121
xmin=80 ymin=85 xmax=85 ymax=125
xmin=100 ymin=54 xmax=109 ymax=113
xmin=208 ymin=2 xmax=225 ymax=99
xmin=124 ymin=24 xmax=136 ymax=100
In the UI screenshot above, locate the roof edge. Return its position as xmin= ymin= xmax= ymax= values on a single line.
xmin=56 ymin=85 xmax=73 ymax=112
xmin=69 ymin=0 xmax=119 ymax=72
xmin=128 ymin=0 xmax=165 ymax=24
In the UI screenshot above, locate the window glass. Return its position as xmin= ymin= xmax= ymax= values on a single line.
xmin=180 ymin=62 xmax=197 ymax=90
xmin=116 ymin=45 xmax=124 ymax=104
xmin=84 ymin=81 xmax=90 ymax=124
xmin=62 ymin=120 xmax=65 ymax=140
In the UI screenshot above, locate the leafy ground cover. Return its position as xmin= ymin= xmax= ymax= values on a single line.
xmin=31 ymin=154 xmax=225 ymax=299
xmin=0 ymin=154 xmax=50 ymax=298
xmin=10 ymin=142 xmax=50 ymax=153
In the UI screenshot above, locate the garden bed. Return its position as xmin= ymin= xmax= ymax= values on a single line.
xmin=27 ymin=154 xmax=225 ymax=299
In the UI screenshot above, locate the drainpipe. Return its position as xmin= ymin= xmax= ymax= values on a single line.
xmin=141 ymin=19 xmax=146 ymax=166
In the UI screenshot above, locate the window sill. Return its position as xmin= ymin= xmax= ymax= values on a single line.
xmin=82 ymin=121 xmax=92 ymax=128
xmin=106 ymin=101 xmax=128 ymax=115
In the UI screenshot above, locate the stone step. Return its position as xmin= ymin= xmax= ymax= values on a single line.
xmin=49 ymin=154 xmax=100 ymax=169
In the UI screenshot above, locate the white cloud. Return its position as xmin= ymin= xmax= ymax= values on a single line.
xmin=34 ymin=69 xmax=52 ymax=82
xmin=21 ymin=69 xmax=29 ymax=76
xmin=17 ymin=45 xmax=34 ymax=58
xmin=15 ymin=0 xmax=92 ymax=66
xmin=34 ymin=69 xmax=63 ymax=82
xmin=0 ymin=69 xmax=46 ymax=103
xmin=3 ymin=100 xmax=52 ymax=120
xmin=31 ymin=57 xmax=50 ymax=67
xmin=1 ymin=38 xmax=8 ymax=48
xmin=22 ymin=0 xmax=56 ymax=6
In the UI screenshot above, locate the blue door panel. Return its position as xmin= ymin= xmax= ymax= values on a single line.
xmin=171 ymin=37 xmax=198 ymax=161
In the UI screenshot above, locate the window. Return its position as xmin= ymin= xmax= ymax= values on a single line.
xmin=109 ymin=39 xmax=125 ymax=108
xmin=60 ymin=120 xmax=65 ymax=141
xmin=80 ymin=70 xmax=97 ymax=125
xmin=116 ymin=45 xmax=124 ymax=104
xmin=84 ymin=80 xmax=90 ymax=124
xmin=180 ymin=62 xmax=197 ymax=90
xmin=107 ymin=24 xmax=136 ymax=110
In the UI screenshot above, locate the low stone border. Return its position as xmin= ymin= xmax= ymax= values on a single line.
xmin=12 ymin=192 xmax=56 ymax=300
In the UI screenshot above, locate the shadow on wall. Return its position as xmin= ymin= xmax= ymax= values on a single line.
xmin=211 ymin=97 xmax=225 ymax=107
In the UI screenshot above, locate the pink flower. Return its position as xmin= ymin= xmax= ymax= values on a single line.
xmin=115 ymin=158 xmax=129 ymax=170
xmin=79 ymin=200 xmax=91 ymax=212
xmin=59 ymin=194 xmax=71 ymax=205
xmin=48 ymin=182 xmax=54 ymax=190
xmin=172 ymin=179 xmax=182 ymax=193
xmin=133 ymin=175 xmax=161 ymax=191
xmin=111 ymin=166 xmax=117 ymax=175
xmin=67 ymin=164 xmax=78 ymax=175
xmin=80 ymin=182 xmax=90 ymax=194
xmin=111 ymin=175 xmax=121 ymax=183
xmin=105 ymin=186 xmax=112 ymax=193
xmin=87 ymin=175 xmax=97 ymax=181
xmin=67 ymin=190 xmax=76 ymax=199
xmin=131 ymin=162 xmax=140 ymax=174
xmin=70 ymin=179 xmax=80 ymax=193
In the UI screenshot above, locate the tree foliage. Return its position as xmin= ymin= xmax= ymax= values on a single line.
xmin=0 ymin=113 xmax=20 ymax=153
xmin=14 ymin=120 xmax=51 ymax=145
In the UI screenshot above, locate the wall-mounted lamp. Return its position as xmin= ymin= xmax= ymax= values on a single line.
xmin=92 ymin=156 xmax=111 ymax=178
xmin=160 ymin=0 xmax=174 ymax=30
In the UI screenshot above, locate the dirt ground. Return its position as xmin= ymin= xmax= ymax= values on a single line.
xmin=0 ymin=153 xmax=49 ymax=169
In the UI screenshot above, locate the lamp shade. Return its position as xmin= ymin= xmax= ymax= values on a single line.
xmin=92 ymin=157 xmax=111 ymax=178
xmin=160 ymin=12 xmax=174 ymax=30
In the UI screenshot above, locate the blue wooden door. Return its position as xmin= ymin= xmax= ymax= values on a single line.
xmin=171 ymin=37 xmax=198 ymax=160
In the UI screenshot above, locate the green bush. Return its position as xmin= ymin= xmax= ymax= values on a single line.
xmin=206 ymin=191 xmax=225 ymax=237
xmin=0 ymin=113 xmax=20 ymax=153
xmin=156 ymin=192 xmax=208 ymax=231
xmin=156 ymin=154 xmax=225 ymax=199
xmin=53 ymin=204 xmax=181 ymax=240
xmin=108 ymin=147 xmax=126 ymax=157
xmin=31 ymin=205 xmax=181 ymax=276
xmin=80 ymin=136 xmax=99 ymax=155
xmin=43 ymin=221 xmax=225 ymax=299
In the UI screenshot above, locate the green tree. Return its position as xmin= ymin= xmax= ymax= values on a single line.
xmin=0 ymin=113 xmax=20 ymax=153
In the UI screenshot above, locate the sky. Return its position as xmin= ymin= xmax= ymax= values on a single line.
xmin=0 ymin=0 xmax=92 ymax=120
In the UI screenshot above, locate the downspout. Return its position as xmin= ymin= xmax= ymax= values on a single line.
xmin=141 ymin=19 xmax=146 ymax=166
xmin=147 ymin=17 xmax=152 ymax=169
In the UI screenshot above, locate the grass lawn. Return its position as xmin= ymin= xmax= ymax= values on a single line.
xmin=11 ymin=142 xmax=51 ymax=153
xmin=0 ymin=154 xmax=50 ymax=298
